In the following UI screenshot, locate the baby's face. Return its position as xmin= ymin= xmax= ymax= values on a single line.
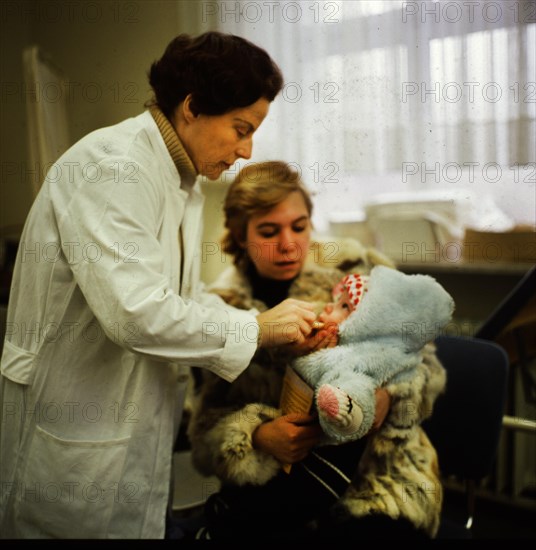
xmin=318 ymin=288 xmax=354 ymax=326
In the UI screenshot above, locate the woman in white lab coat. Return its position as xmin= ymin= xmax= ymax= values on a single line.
xmin=0 ymin=32 xmax=320 ymax=539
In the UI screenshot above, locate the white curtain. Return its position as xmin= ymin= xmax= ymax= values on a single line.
xmin=208 ymin=0 xmax=535 ymax=232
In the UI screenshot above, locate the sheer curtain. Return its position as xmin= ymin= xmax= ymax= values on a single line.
xmin=207 ymin=0 xmax=535 ymax=232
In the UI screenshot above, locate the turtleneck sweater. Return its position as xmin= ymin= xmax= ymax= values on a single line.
xmin=246 ymin=262 xmax=296 ymax=309
xmin=149 ymin=105 xmax=198 ymax=286
xmin=149 ymin=105 xmax=197 ymax=187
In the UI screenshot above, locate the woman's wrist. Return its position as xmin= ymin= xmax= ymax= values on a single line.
xmin=251 ymin=423 xmax=265 ymax=450
xmin=371 ymin=387 xmax=391 ymax=432
xmin=256 ymin=322 xmax=263 ymax=349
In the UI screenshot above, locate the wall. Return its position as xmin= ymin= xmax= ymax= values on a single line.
xmin=199 ymin=180 xmax=233 ymax=285
xmin=0 ymin=1 xmax=33 ymax=235
xmin=0 ymin=0 xmax=211 ymax=235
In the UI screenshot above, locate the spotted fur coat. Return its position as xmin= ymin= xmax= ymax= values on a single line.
xmin=188 ymin=243 xmax=446 ymax=537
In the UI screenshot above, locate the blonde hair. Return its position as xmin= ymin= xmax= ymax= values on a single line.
xmin=222 ymin=161 xmax=313 ymax=266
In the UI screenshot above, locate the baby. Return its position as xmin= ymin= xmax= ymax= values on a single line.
xmin=292 ymin=265 xmax=454 ymax=444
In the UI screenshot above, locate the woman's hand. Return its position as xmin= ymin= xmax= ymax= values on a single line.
xmin=370 ymin=388 xmax=391 ymax=432
xmin=286 ymin=324 xmax=339 ymax=356
xmin=252 ymin=413 xmax=323 ymax=464
xmin=256 ymin=299 xmax=318 ymax=347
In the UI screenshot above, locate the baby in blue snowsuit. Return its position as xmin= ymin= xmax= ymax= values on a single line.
xmin=292 ymin=265 xmax=454 ymax=444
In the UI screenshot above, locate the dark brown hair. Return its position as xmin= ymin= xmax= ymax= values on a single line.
xmin=147 ymin=32 xmax=284 ymax=118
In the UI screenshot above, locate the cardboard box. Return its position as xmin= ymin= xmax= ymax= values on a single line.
xmin=463 ymin=226 xmax=536 ymax=263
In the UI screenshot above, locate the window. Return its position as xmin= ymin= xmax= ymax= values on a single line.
xmin=208 ymin=0 xmax=535 ymax=232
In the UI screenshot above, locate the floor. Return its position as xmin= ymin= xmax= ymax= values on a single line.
xmin=171 ymin=475 xmax=536 ymax=540
xmin=441 ymin=487 xmax=536 ymax=539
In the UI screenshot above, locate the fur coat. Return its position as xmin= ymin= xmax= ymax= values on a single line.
xmin=293 ymin=265 xmax=454 ymax=444
xmin=188 ymin=242 xmax=447 ymax=537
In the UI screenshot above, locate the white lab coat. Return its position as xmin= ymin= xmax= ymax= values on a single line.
xmin=0 ymin=111 xmax=258 ymax=538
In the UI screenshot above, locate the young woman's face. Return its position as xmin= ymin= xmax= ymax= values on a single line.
xmin=176 ymin=97 xmax=270 ymax=180
xmin=318 ymin=288 xmax=353 ymax=326
xmin=244 ymin=191 xmax=312 ymax=280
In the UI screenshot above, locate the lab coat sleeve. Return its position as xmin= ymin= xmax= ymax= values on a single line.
xmin=53 ymin=156 xmax=258 ymax=382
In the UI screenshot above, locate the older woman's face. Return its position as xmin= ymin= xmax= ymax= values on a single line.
xmin=244 ymin=191 xmax=312 ymax=280
xmin=175 ymin=97 xmax=270 ymax=180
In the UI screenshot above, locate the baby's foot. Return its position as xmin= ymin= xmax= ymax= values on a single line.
xmin=317 ymin=384 xmax=363 ymax=435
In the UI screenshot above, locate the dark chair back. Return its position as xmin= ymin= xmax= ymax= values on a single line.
xmin=423 ymin=335 xmax=509 ymax=538
xmin=424 ymin=335 xmax=509 ymax=480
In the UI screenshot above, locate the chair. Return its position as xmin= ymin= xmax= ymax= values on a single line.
xmin=475 ymin=265 xmax=536 ymax=343
xmin=422 ymin=335 xmax=509 ymax=539
xmin=474 ymin=264 xmax=536 ymax=508
xmin=475 ymin=264 xmax=536 ymax=410
xmin=171 ymin=449 xmax=221 ymax=514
